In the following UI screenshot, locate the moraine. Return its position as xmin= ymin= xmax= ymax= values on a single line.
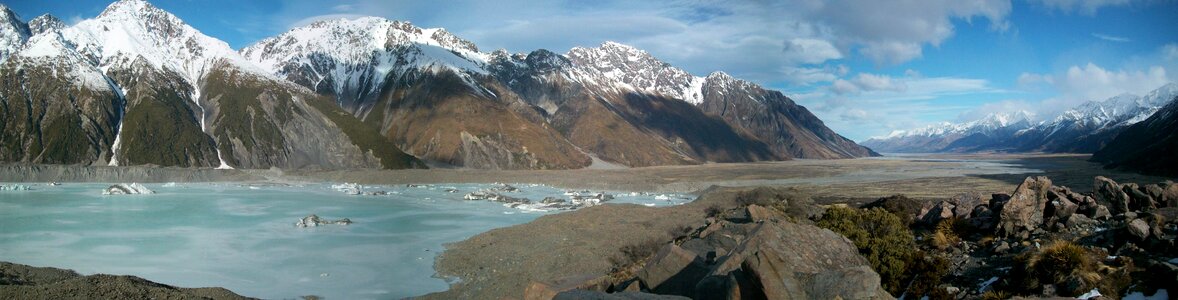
xmin=0 ymin=182 xmax=690 ymax=299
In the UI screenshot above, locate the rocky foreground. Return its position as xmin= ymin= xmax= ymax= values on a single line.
xmin=425 ymin=176 xmax=1178 ymax=299
xmin=0 ymin=262 xmax=253 ymax=299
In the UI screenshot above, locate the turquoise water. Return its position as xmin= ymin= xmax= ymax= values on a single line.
xmin=0 ymin=183 xmax=690 ymax=299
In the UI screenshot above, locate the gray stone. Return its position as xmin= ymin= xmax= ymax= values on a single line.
xmin=1123 ymin=183 xmax=1157 ymax=211
xmin=996 ymin=176 xmax=1053 ymax=237
xmin=1095 ymin=176 xmax=1131 ymax=215
xmin=1127 ymin=218 xmax=1150 ymax=240
xmin=553 ymin=290 xmax=691 ymax=300
xmin=636 ymin=244 xmax=707 ymax=296
xmin=920 ymin=200 xmax=956 ymax=226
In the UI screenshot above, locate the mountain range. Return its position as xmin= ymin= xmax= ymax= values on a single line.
xmin=862 ymin=82 xmax=1178 ymax=155
xmin=0 ymin=0 xmax=876 ymax=170
xmin=1091 ymin=93 xmax=1178 ymax=177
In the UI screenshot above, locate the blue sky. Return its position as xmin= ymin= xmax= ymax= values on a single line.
xmin=6 ymin=0 xmax=1178 ymax=141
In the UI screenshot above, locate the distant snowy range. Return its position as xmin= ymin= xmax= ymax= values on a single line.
xmin=862 ymin=82 xmax=1178 ymax=154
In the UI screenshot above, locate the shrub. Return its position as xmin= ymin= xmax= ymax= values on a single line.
xmin=930 ymin=218 xmax=964 ymax=250
xmin=816 ymin=206 xmax=918 ymax=295
xmin=607 ymin=238 xmax=665 ymax=277
xmin=1007 ymin=240 xmax=1128 ymax=297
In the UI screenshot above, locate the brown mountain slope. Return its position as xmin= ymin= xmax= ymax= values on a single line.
xmin=373 ymin=70 xmax=590 ymax=169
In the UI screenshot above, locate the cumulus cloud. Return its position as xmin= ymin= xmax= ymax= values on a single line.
xmin=1058 ymin=63 xmax=1168 ymax=101
xmin=1018 ymin=63 xmax=1171 ymax=113
xmin=1029 ymin=0 xmax=1131 ymax=14
xmin=1164 ymin=43 xmax=1178 ymax=61
xmin=782 ymin=38 xmax=843 ymax=64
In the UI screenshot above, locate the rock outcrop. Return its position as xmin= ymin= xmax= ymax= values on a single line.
xmin=0 ymin=261 xmax=253 ymax=299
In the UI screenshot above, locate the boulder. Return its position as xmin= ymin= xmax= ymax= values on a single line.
xmin=1123 ymin=183 xmax=1157 ymax=211
xmin=553 ymin=290 xmax=691 ymax=300
xmin=1094 ymin=176 xmax=1131 ymax=215
xmin=1160 ymin=182 xmax=1178 ymax=208
xmin=745 ymin=205 xmax=782 ymax=223
xmin=636 ymin=244 xmax=707 ymax=296
xmin=1046 ymin=197 xmax=1079 ymax=222
xmin=524 ymin=274 xmax=612 ymax=300
xmin=995 ymin=176 xmax=1053 ymax=237
xmin=1127 ymin=218 xmax=1150 ymax=240
xmin=1092 ymin=205 xmax=1112 ymax=220
xmin=950 ymin=192 xmax=986 ymax=219
xmin=1064 ymin=214 xmax=1098 ymax=229
xmin=919 ymin=200 xmax=956 ymax=226
xmin=705 ymin=222 xmax=893 ymax=299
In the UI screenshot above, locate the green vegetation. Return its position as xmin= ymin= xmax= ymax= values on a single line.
xmin=816 ymin=206 xmax=917 ymax=295
xmin=39 ymin=113 xmax=90 ymax=164
xmin=303 ymin=93 xmax=425 ymax=169
xmin=203 ymin=71 xmax=289 ymax=167
xmin=119 ymin=83 xmax=217 ymax=167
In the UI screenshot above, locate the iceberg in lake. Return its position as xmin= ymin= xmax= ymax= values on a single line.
xmin=102 ymin=183 xmax=154 ymax=195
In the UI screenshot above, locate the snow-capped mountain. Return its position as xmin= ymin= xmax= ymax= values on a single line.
xmin=240 ymin=17 xmax=490 ymax=116
xmin=1092 ymin=91 xmax=1178 ymax=176
xmin=565 ymin=41 xmax=706 ymax=104
xmin=1 ymin=0 xmax=876 ymax=170
xmin=27 ymin=14 xmax=64 ymax=36
xmin=0 ymin=4 xmax=30 ymax=62
xmin=0 ymin=0 xmax=421 ymax=169
xmin=241 ymin=17 xmax=876 ymax=167
xmin=60 ymin=0 xmax=269 ymax=88
xmin=862 ymin=83 xmax=1178 ymax=153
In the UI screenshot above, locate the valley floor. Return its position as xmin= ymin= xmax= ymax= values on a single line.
xmin=293 ymin=153 xmax=1173 ymax=202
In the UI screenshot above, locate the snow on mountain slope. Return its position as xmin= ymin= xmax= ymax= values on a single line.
xmin=864 ymin=83 xmax=1178 ymax=153
xmin=28 ymin=14 xmax=65 ymax=35
xmin=15 ymin=32 xmax=113 ymax=91
xmin=566 ymin=41 xmax=706 ymax=104
xmin=240 ymin=17 xmax=490 ymax=113
xmin=0 ymin=4 xmax=30 ymax=62
xmin=59 ymin=0 xmax=272 ymax=87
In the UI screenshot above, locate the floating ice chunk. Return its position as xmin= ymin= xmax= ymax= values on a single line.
xmin=1077 ymin=288 xmax=1101 ymax=300
xmin=331 ymin=183 xmax=362 ymax=195
xmin=102 ymin=183 xmax=154 ymax=195
xmin=295 ymin=214 xmax=352 ymax=227
xmin=0 ymin=184 xmax=33 ymax=191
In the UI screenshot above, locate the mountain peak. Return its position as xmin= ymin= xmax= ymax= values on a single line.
xmin=99 ymin=0 xmax=156 ymax=18
xmin=29 ymin=14 xmax=65 ymax=35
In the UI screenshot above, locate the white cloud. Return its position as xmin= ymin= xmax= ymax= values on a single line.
xmin=956 ymin=99 xmax=1037 ymax=122
xmin=782 ymin=38 xmax=843 ymax=64
xmin=1017 ymin=72 xmax=1053 ymax=88
xmin=1091 ymin=33 xmax=1130 ymax=42
xmin=840 ymin=109 xmax=869 ymax=121
xmin=853 ymin=73 xmax=906 ymax=92
xmin=1029 ymin=0 xmax=1131 ymax=14
xmin=332 ymin=4 xmax=354 ymax=12
xmin=829 ymin=79 xmax=860 ymax=95
xmin=1058 ymin=63 xmax=1169 ymax=101
xmin=1164 ymin=43 xmax=1178 ymax=61
xmin=781 ymin=66 xmax=840 ymax=85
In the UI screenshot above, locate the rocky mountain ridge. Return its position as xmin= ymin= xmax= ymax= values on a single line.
xmin=1 ymin=0 xmax=874 ymax=170
xmin=863 ymin=83 xmax=1178 ymax=154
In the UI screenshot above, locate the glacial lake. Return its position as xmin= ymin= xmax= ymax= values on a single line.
xmin=0 ymin=182 xmax=692 ymax=299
